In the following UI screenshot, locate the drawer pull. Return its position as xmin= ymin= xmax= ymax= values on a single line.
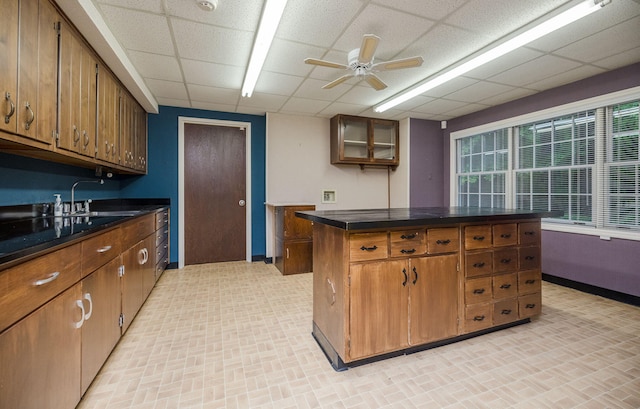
xmin=24 ymin=101 xmax=34 ymax=130
xmin=525 ymin=303 xmax=536 ymax=309
xmin=436 ymin=239 xmax=451 ymax=245
xmin=500 ymin=283 xmax=511 ymax=289
xmin=412 ymin=267 xmax=418 ymax=285
xmin=97 ymin=245 xmax=112 ymax=253
xmin=360 ymin=245 xmax=378 ymax=252
xmin=473 ymin=235 xmax=485 ymax=241
xmin=74 ymin=299 xmax=86 ymax=329
xmin=473 ymin=315 xmax=485 ymax=321
xmin=525 ymin=279 xmax=536 ymax=284
xmin=4 ymin=92 xmax=15 ymax=124
xmin=400 ymin=233 xmax=416 ymax=239
xmin=500 ymin=233 xmax=511 ymax=238
xmin=33 ymin=271 xmax=60 ymax=286
xmin=501 ymin=309 xmax=512 ymax=315
xmin=83 ymin=293 xmax=93 ymax=320
xmin=402 ymin=268 xmax=408 ymax=287
xmin=473 ymin=262 xmax=485 ymax=268
xmin=524 ymin=231 xmax=535 ymax=236
xmin=525 ymin=255 xmax=535 ymax=260
xmin=500 ymin=258 xmax=512 ymax=264
xmin=473 ymin=288 xmax=485 ymax=294
xmin=400 ymin=248 xmax=416 ymax=254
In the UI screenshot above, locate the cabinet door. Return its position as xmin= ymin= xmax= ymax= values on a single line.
xmin=371 ymin=119 xmax=398 ymax=162
xmin=141 ymin=234 xmax=156 ymax=299
xmin=35 ymin=0 xmax=59 ymax=144
xmin=0 ymin=0 xmax=18 ymax=134
xmin=282 ymin=240 xmax=313 ymax=275
xmin=121 ymin=240 xmax=145 ymax=333
xmin=58 ymin=22 xmax=82 ymax=153
xmin=0 ymin=284 xmax=82 ymax=409
xmin=16 ymin=0 xmax=38 ymax=139
xmin=96 ymin=65 xmax=119 ymax=164
xmin=349 ymin=260 xmax=408 ymax=360
xmin=409 ymin=254 xmax=459 ymax=345
xmin=80 ymin=256 xmax=122 ymax=394
xmin=134 ymin=101 xmax=147 ymax=171
xmin=283 ymin=206 xmax=314 ymax=240
xmin=79 ymin=46 xmax=97 ymax=157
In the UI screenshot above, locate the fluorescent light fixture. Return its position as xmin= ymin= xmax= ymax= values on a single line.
xmin=374 ymin=0 xmax=611 ymax=113
xmin=241 ymin=0 xmax=288 ymax=98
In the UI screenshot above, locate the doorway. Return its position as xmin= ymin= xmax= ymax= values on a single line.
xmin=178 ymin=117 xmax=252 ymax=268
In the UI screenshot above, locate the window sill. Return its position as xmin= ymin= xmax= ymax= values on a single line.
xmin=541 ymin=220 xmax=640 ymax=242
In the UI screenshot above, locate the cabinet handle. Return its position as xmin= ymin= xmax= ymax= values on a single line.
xmin=360 ymin=245 xmax=378 ymax=251
xmin=111 ymin=144 xmax=115 ymax=158
xmin=327 ymin=278 xmax=335 ymax=306
xmin=436 ymin=239 xmax=451 ymax=245
xmin=97 ymin=245 xmax=112 ymax=253
xmin=401 ymin=268 xmax=408 ymax=287
xmin=501 ymin=309 xmax=512 ymax=315
xmin=24 ymin=101 xmax=34 ymax=130
xmin=525 ymin=303 xmax=536 ymax=309
xmin=525 ymin=255 xmax=535 ymax=260
xmin=73 ymin=125 xmax=80 ymax=146
xmin=472 ymin=262 xmax=485 ymax=268
xmin=32 ymin=271 xmax=60 ymax=286
xmin=473 ymin=315 xmax=485 ymax=321
xmin=105 ymin=140 xmax=110 ymax=154
xmin=500 ymin=283 xmax=511 ymax=289
xmin=500 ymin=233 xmax=511 ymax=238
xmin=138 ymin=248 xmax=149 ymax=264
xmin=400 ymin=233 xmax=416 ymax=239
xmin=83 ymin=130 xmax=89 ymax=148
xmin=83 ymin=293 xmax=93 ymax=320
xmin=525 ymin=279 xmax=536 ymax=285
xmin=473 ymin=288 xmax=485 ymax=294
xmin=412 ymin=267 xmax=418 ymax=285
xmin=524 ymin=231 xmax=535 ymax=236
xmin=400 ymin=248 xmax=416 ymax=254
xmin=473 ymin=235 xmax=485 ymax=241
xmin=500 ymin=258 xmax=511 ymax=264
xmin=74 ymin=299 xmax=86 ymax=329
xmin=4 ymin=92 xmax=15 ymax=124
xmin=286 ymin=247 xmax=290 ymax=259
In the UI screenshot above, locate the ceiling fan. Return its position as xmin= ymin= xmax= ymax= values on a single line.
xmin=304 ymin=34 xmax=424 ymax=91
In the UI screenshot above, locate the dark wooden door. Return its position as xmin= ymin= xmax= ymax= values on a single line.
xmin=184 ymin=123 xmax=246 ymax=265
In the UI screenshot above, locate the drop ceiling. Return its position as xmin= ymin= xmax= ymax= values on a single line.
xmin=55 ymin=0 xmax=640 ymax=120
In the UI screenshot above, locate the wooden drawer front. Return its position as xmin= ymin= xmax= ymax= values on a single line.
xmin=518 ymin=270 xmax=541 ymax=295
xmin=465 ymin=277 xmax=492 ymax=304
xmin=156 ymin=238 xmax=169 ymax=263
xmin=493 ymin=273 xmax=518 ymax=300
xmin=492 ymin=224 xmax=518 ymax=247
xmin=390 ymin=230 xmax=426 ymax=257
xmin=493 ymin=248 xmax=518 ymax=274
xmin=465 ymin=251 xmax=492 ymax=278
xmin=427 ymin=227 xmax=459 ymax=254
xmin=494 ymin=298 xmax=518 ymax=325
xmin=519 ymin=246 xmax=540 ymax=271
xmin=464 ymin=225 xmax=492 ymax=250
xmin=519 ymin=222 xmax=540 ymax=246
xmin=350 ymin=233 xmax=388 ymax=262
xmin=0 ymin=244 xmax=82 ymax=332
xmin=465 ymin=303 xmax=492 ymax=333
xmin=81 ymin=228 xmax=121 ymax=276
xmin=155 ymin=227 xmax=169 ymax=247
xmin=155 ymin=209 xmax=169 ymax=230
xmin=121 ymin=214 xmax=155 ymax=246
xmin=155 ymin=255 xmax=168 ymax=279
xmin=519 ymin=293 xmax=541 ymax=318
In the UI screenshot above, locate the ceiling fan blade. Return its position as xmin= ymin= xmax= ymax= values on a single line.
xmin=358 ymin=34 xmax=380 ymax=65
xmin=372 ymin=56 xmax=424 ymax=71
xmin=322 ymin=74 xmax=354 ymax=89
xmin=365 ymin=74 xmax=387 ymax=91
xmin=304 ymin=58 xmax=348 ymax=70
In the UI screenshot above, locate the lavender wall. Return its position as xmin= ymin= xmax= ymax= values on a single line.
xmin=442 ymin=62 xmax=640 ymax=297
xmin=409 ymin=118 xmax=445 ymax=207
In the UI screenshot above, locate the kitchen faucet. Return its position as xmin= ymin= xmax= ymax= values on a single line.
xmin=70 ymin=179 xmax=104 ymax=214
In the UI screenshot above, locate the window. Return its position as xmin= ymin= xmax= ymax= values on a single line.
xmin=452 ymin=96 xmax=640 ymax=238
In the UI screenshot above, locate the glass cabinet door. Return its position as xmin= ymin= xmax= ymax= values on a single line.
xmin=372 ymin=121 xmax=397 ymax=160
xmin=342 ymin=118 xmax=368 ymax=159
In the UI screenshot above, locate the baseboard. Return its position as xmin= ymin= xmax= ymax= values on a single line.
xmin=252 ymin=255 xmax=268 ymax=262
xmin=542 ymin=273 xmax=640 ymax=307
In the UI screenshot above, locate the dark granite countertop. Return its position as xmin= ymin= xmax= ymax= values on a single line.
xmin=295 ymin=207 xmax=562 ymax=231
xmin=0 ymin=199 xmax=169 ymax=268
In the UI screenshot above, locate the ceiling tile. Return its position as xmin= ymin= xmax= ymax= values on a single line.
xmin=182 ymin=59 xmax=244 ymax=88
xmin=489 ymin=55 xmax=583 ymax=87
xmin=255 ymin=72 xmax=305 ymax=96
xmin=279 ymin=97 xmax=332 ymax=115
xmin=593 ymin=47 xmax=640 ymax=70
xmin=294 ymin=78 xmax=351 ymax=101
xmin=262 ymin=39 xmax=327 ymax=76
xmin=145 ymin=78 xmax=188 ymax=99
xmin=155 ymin=97 xmax=191 ymax=108
xmin=412 ymin=98 xmax=470 ymax=115
xmin=237 ymin=93 xmax=289 ymax=111
xmin=373 ymin=0 xmax=469 ymax=21
xmin=127 ymin=51 xmax=182 ymax=82
xmin=445 ymin=81 xmax=515 ymax=103
xmin=191 ymin=101 xmax=238 ymax=113
xmin=525 ymin=65 xmax=607 ymax=91
xmin=95 ymin=0 xmax=163 ymax=14
xmin=478 ymin=87 xmax=537 ymax=106
xmin=164 ymin=0 xmax=263 ymax=31
xmin=319 ymin=102 xmax=371 ymax=117
xmin=187 ymin=84 xmax=241 ymax=105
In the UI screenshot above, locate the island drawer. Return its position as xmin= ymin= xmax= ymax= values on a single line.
xmin=519 ymin=293 xmax=541 ymax=318
xmin=519 ymin=222 xmax=540 ymax=245
xmin=0 ymin=243 xmax=82 ymax=333
xmin=464 ymin=303 xmax=493 ymax=333
xmin=464 ymin=225 xmax=492 ymax=250
xmin=350 ymin=233 xmax=388 ymax=262
xmin=390 ymin=230 xmax=425 ymax=257
xmin=493 ymin=273 xmax=518 ymax=299
xmin=465 ymin=251 xmax=492 ymax=278
xmin=519 ymin=246 xmax=540 ymax=271
xmin=493 ymin=248 xmax=518 ymax=274
xmin=492 ymin=223 xmax=518 ymax=247
xmin=493 ymin=298 xmax=518 ymax=325
xmin=518 ymin=270 xmax=541 ymax=295
xmin=426 ymin=227 xmax=459 ymax=254
xmin=465 ymin=277 xmax=492 ymax=304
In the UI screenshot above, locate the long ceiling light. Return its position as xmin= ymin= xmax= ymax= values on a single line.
xmin=241 ymin=0 xmax=288 ymax=98
xmin=374 ymin=0 xmax=612 ymax=113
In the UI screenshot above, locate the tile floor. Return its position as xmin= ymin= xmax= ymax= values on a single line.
xmin=78 ymin=262 xmax=640 ymax=409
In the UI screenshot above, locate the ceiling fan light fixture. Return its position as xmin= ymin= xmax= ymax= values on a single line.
xmin=374 ymin=0 xmax=611 ymax=113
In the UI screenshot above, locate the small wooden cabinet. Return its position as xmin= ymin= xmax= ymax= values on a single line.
xmin=274 ymin=205 xmax=314 ymax=275
xmin=330 ymin=114 xmax=399 ymax=168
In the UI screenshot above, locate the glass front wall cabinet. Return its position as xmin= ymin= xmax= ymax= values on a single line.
xmin=330 ymin=114 xmax=399 ymax=168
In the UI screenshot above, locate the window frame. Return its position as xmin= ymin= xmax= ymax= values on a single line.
xmin=449 ymin=86 xmax=640 ymax=241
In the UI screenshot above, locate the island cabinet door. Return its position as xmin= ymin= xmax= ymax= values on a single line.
xmin=349 ymin=260 xmax=408 ymax=360
xmin=408 ymin=254 xmax=459 ymax=345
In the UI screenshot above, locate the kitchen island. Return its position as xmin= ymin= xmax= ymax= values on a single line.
xmin=296 ymin=207 xmax=559 ymax=370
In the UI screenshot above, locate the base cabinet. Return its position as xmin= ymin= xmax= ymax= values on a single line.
xmin=274 ymin=205 xmax=314 ymax=275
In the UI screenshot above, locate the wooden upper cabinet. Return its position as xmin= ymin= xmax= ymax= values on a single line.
xmin=96 ymin=64 xmax=120 ymax=164
xmin=134 ymin=101 xmax=147 ymax=172
xmin=0 ymin=0 xmax=58 ymax=145
xmin=330 ymin=114 xmax=399 ymax=168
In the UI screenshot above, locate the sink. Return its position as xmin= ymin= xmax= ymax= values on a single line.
xmin=70 ymin=210 xmax=144 ymax=217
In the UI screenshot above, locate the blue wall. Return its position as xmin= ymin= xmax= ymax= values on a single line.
xmin=121 ymin=106 xmax=267 ymax=262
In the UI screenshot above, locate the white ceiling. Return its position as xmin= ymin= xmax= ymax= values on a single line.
xmin=57 ymin=0 xmax=640 ymax=120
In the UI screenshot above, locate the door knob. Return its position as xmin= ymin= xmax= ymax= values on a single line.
xmin=239 ymin=199 xmax=246 ymax=207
